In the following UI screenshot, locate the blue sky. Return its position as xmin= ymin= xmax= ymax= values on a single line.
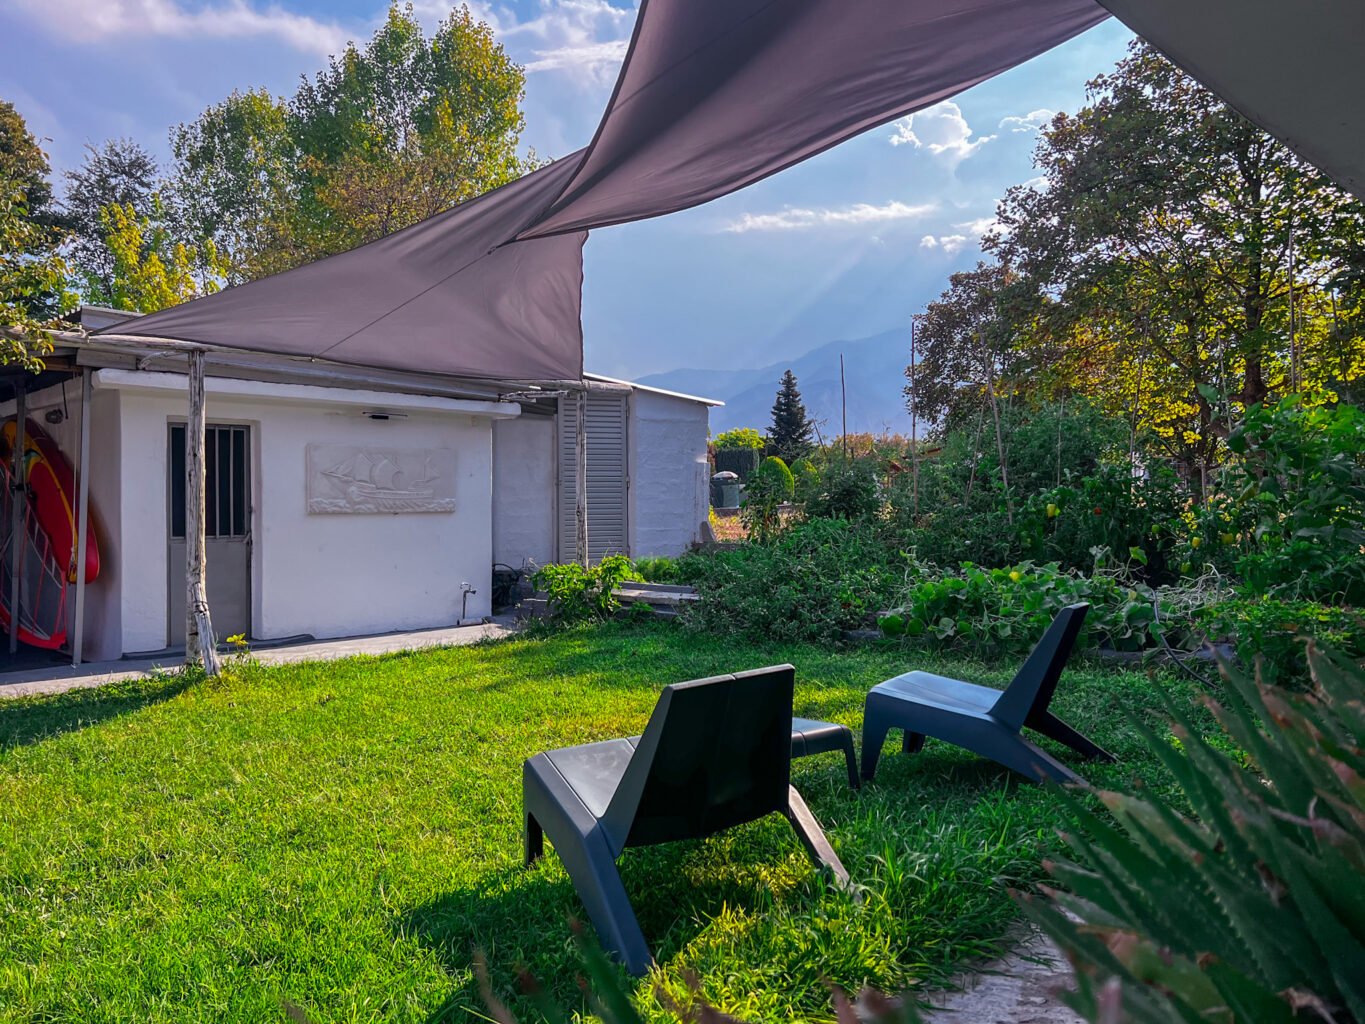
xmin=0 ymin=0 xmax=1135 ymax=379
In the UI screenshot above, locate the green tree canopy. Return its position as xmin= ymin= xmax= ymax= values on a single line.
xmin=0 ymin=99 xmax=72 ymax=365
xmin=168 ymin=3 xmax=536 ymax=283
xmin=61 ymin=138 xmax=160 ymax=304
xmin=988 ymin=41 xmax=1365 ymax=474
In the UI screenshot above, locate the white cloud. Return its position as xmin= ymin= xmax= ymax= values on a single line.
xmin=998 ymin=108 xmax=1056 ymax=133
xmin=920 ymin=234 xmax=969 ymax=255
xmin=956 ymin=216 xmax=1001 ymax=238
xmin=723 ymin=200 xmax=935 ymax=233
xmin=463 ymin=0 xmax=635 ymax=84
xmin=8 ymin=0 xmax=350 ymax=55
xmin=887 ymin=101 xmax=995 ymax=164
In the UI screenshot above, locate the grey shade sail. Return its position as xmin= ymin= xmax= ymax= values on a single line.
xmin=1097 ymin=0 xmax=1365 ymax=199
xmin=95 ymin=154 xmax=589 ymax=382
xmin=519 ymin=0 xmax=1111 ymax=238
xmin=99 ymin=0 xmax=1365 ymax=381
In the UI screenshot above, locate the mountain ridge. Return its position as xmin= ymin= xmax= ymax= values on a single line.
xmin=636 ymin=328 xmax=914 ymax=436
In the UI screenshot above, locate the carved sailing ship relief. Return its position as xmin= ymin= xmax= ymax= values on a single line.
xmin=306 ymin=444 xmax=458 ymax=514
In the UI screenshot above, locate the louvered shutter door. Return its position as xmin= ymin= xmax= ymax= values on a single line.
xmin=558 ymin=393 xmax=629 ymax=562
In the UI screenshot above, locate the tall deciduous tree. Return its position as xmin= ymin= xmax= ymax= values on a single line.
xmin=61 ymin=138 xmax=160 ymax=303
xmin=168 ymin=3 xmax=535 ymax=281
xmin=990 ymin=42 xmax=1365 ymax=474
xmin=99 ymin=199 xmax=227 ymax=313
xmin=768 ymin=369 xmax=814 ymax=462
xmin=0 ymin=99 xmax=72 ymax=365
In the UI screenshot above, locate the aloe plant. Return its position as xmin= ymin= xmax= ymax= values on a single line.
xmin=1022 ymin=644 xmax=1365 ymax=1023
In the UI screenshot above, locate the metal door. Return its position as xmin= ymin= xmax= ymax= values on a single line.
xmin=557 ymin=393 xmax=629 ymax=562
xmin=168 ymin=423 xmax=251 ymax=646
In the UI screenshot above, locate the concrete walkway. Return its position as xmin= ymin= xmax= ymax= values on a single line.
xmin=0 ymin=619 xmax=514 ymax=699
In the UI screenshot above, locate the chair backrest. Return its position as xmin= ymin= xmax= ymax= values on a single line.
xmin=601 ymin=665 xmax=795 ymax=853
xmin=989 ymin=603 xmax=1090 ymax=731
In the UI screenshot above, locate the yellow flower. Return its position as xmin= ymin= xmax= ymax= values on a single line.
xmin=1009 ymin=571 xmax=1023 ymax=582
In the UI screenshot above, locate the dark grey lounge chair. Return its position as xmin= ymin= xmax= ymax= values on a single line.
xmin=860 ymin=603 xmax=1113 ymax=786
xmin=523 ymin=665 xmax=850 ymax=976
xmin=791 ymin=717 xmax=859 ymax=789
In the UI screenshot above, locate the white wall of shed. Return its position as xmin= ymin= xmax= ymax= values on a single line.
xmin=103 ymin=379 xmax=497 ymax=654
xmin=627 ymin=388 xmax=710 ymax=558
xmin=492 ymin=413 xmax=556 ymax=569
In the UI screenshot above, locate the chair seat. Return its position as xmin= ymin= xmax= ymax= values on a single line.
xmin=543 ymin=736 xmax=640 ymax=819
xmin=871 ymin=671 xmax=1001 ymax=717
xmin=791 ymin=717 xmax=851 ymax=756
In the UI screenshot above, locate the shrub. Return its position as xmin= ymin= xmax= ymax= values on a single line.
xmin=741 ymin=456 xmax=795 ymax=543
xmin=1016 ymin=462 xmax=1186 ymax=581
xmin=713 ymin=427 xmax=766 ymax=450
xmin=801 ymin=455 xmax=881 ymax=522
xmin=677 ymin=518 xmax=899 ymax=641
xmin=1023 ymin=643 xmax=1365 ymax=1023
xmin=533 ymin=555 xmax=641 ymax=623
xmin=1199 ymin=596 xmax=1365 ymax=684
xmin=1209 ymin=397 xmax=1365 ymax=603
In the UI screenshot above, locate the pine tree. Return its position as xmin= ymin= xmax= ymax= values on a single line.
xmin=768 ymin=369 xmax=814 ymax=462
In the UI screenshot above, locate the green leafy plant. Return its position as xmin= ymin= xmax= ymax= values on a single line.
xmin=1022 ymin=643 xmax=1365 ymax=1023
xmin=533 ymin=555 xmax=641 ymax=624
xmin=801 ymin=454 xmax=881 ymax=522
xmin=878 ymin=558 xmax=1221 ymax=657
xmin=1199 ymin=596 xmax=1365 ymax=685
xmin=632 ymin=556 xmax=678 ymax=583
xmin=1214 ymin=397 xmax=1365 ymax=604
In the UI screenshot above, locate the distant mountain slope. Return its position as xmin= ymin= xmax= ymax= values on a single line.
xmin=636 ymin=329 xmax=914 ymax=436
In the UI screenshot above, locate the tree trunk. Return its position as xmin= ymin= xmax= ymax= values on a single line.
xmin=185 ymin=350 xmax=221 ymax=675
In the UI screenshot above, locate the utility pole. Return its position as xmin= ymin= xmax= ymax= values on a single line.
xmin=909 ymin=316 xmax=919 ymax=519
xmin=839 ymin=353 xmax=847 ymax=458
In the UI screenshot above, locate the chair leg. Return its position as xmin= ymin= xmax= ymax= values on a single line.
xmin=902 ymin=731 xmax=925 ymax=754
xmin=551 ymin=827 xmax=653 ymax=976
xmin=524 ymin=811 xmax=544 ymax=866
xmin=840 ymin=731 xmax=860 ymax=790
xmin=785 ymin=785 xmax=850 ymax=889
xmin=1028 ymin=710 xmax=1115 ymax=762
xmin=989 ymin=731 xmax=1090 ymax=786
xmin=860 ymin=713 xmax=891 ymax=782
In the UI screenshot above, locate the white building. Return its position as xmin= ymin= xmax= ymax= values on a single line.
xmin=0 ymin=308 xmax=717 ymax=663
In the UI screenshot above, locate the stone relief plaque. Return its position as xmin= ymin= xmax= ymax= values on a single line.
xmin=306 ymin=444 xmax=457 ymax=514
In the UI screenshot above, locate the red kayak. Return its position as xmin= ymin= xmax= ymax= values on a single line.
xmin=1 ymin=418 xmax=100 ymax=584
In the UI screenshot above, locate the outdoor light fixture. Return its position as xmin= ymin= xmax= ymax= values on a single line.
xmin=361 ymin=410 xmax=407 ymax=420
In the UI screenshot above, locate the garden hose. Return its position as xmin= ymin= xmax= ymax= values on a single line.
xmin=1152 ymin=594 xmax=1219 ymax=689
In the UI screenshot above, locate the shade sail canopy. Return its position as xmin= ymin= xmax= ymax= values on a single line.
xmin=1097 ymin=0 xmax=1364 ymax=199
xmin=100 ymin=0 xmax=1365 ymax=381
xmin=97 ymin=154 xmax=589 ymax=382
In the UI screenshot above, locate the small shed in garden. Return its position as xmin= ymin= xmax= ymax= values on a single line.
xmin=0 ymin=307 xmax=717 ymax=665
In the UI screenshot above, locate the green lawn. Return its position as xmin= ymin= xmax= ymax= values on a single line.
xmin=0 ymin=623 xmax=1197 ymax=1023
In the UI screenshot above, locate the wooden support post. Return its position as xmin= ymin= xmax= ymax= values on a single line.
xmin=185 ymin=351 xmax=220 ymax=675
xmin=9 ymin=386 xmax=24 ymax=655
xmin=71 ymin=371 xmax=92 ymax=667
xmin=575 ymin=388 xmax=589 ymax=568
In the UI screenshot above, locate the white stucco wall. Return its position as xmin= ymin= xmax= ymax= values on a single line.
xmin=95 ymin=371 xmax=514 ymax=654
xmin=627 ymin=389 xmax=711 ymax=558
xmin=492 ymin=413 xmax=556 ymax=569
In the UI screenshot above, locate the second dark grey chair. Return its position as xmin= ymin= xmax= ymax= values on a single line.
xmin=791 ymin=717 xmax=859 ymax=789
xmin=860 ymin=603 xmax=1114 ymax=785
xmin=523 ymin=665 xmax=850 ymax=976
